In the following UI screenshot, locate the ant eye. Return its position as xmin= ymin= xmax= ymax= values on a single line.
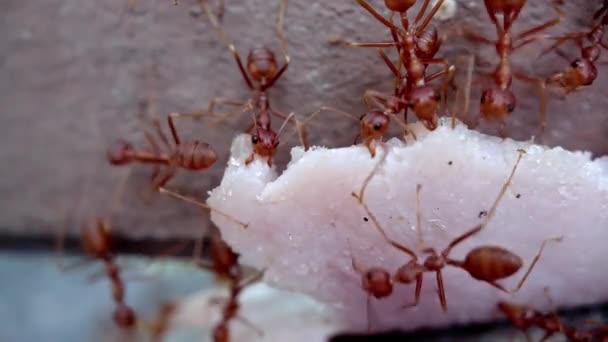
xmin=434 ymin=93 xmax=441 ymax=101
xmin=373 ymin=122 xmax=383 ymax=131
xmin=507 ymin=103 xmax=515 ymax=113
xmin=251 ymin=135 xmax=259 ymax=144
xmin=480 ymin=94 xmax=488 ymax=104
xmin=571 ymin=60 xmax=581 ymax=68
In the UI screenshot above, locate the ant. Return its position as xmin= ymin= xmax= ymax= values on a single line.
xmin=462 ymin=0 xmax=562 ymax=137
xmin=350 ymin=149 xmax=562 ymax=319
xmin=336 ymin=0 xmax=453 ymax=130
xmin=108 ymin=116 xmax=217 ymax=189
xmin=80 ymin=218 xmax=137 ymax=329
xmin=540 ymin=1 xmax=608 ymax=94
xmin=150 ymin=235 xmax=262 ymax=342
xmin=187 ymin=0 xmax=305 ymax=167
xmin=499 ymin=299 xmax=608 ymax=342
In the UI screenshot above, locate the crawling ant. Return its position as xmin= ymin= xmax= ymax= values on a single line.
xmin=541 ymin=1 xmax=608 ymax=93
xmin=498 ymin=300 xmax=563 ymax=341
xmin=463 ymin=0 xmax=561 ymax=137
xmin=350 ymin=149 xmax=561 ymax=317
xmin=150 ymin=235 xmax=262 ymax=342
xmin=80 ymin=218 xmax=137 ymax=329
xmin=193 ymin=0 xmax=304 ymax=167
xmin=499 ymin=299 xmax=608 ymax=342
xmin=337 ymin=0 xmax=453 ymax=130
xmin=108 ymin=116 xmax=217 ymax=189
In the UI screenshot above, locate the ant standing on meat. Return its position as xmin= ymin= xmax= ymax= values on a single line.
xmin=462 ymin=0 xmax=562 ymax=138
xmin=347 ymin=149 xmax=561 ymax=327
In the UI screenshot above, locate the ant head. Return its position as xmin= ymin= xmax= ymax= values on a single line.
xmin=394 ymin=260 xmax=423 ymax=284
xmin=107 ymin=141 xmax=134 ymax=165
xmin=569 ymin=58 xmax=598 ymax=86
xmin=113 ymin=305 xmax=136 ymax=328
xmin=81 ymin=218 xmax=112 ymax=258
xmin=359 ymin=110 xmax=390 ymax=141
xmin=408 ymin=85 xmax=441 ymax=120
xmin=415 ymin=26 xmax=441 ymax=59
xmin=384 ymin=0 xmax=416 ymax=12
xmin=247 ymin=47 xmax=278 ymax=82
xmin=251 ymin=127 xmax=278 ymax=159
xmin=480 ymin=88 xmax=516 ymax=120
xmin=362 ymin=267 xmax=393 ymax=299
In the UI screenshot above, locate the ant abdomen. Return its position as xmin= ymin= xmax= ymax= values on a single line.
xmin=384 ymin=0 xmax=416 ymax=12
xmin=174 ymin=141 xmax=217 ymax=170
xmin=463 ymin=246 xmax=523 ymax=281
xmin=107 ymin=141 xmax=134 ymax=165
xmin=480 ymin=88 xmax=517 ymax=121
xmin=247 ymin=46 xmax=278 ymax=81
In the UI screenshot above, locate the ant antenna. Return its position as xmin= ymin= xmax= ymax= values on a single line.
xmin=158 ymin=187 xmax=249 ymax=229
xmin=352 ymin=145 xmax=390 ymax=204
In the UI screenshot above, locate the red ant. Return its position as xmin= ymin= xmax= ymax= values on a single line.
xmin=337 ymin=0 xmax=452 ymax=130
xmin=499 ymin=299 xmax=608 ymax=342
xmin=187 ymin=0 xmax=305 ymax=167
xmin=540 ymin=1 xmax=608 ymax=94
xmin=108 ymin=116 xmax=217 ymax=189
xmin=349 ymin=149 xmax=561 ymax=322
xmin=150 ymin=235 xmax=262 ymax=342
xmin=462 ymin=0 xmax=561 ymax=137
xmin=80 ymin=218 xmax=137 ymax=329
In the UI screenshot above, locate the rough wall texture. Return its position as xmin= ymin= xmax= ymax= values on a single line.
xmin=1 ymin=0 xmax=606 ymax=239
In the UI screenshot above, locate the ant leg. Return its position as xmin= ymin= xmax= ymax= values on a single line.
xmin=436 ymin=270 xmax=447 ymax=312
xmin=514 ymin=73 xmax=547 ymax=141
xmin=363 ymin=90 xmax=391 ymax=110
xmin=201 ymin=0 xmax=253 ymax=89
xmin=264 ymin=0 xmax=290 ymax=90
xmin=514 ymin=8 xmax=563 ymax=44
xmin=414 ymin=0 xmax=432 ymax=25
xmin=461 ymin=29 xmax=494 ymax=45
xmin=417 ymin=0 xmax=446 ymax=33
xmin=158 ymin=186 xmax=249 ymax=229
xmin=354 ymin=0 xmax=401 ymax=32
xmin=377 ymin=49 xmax=400 ymax=79
xmin=402 ymin=274 xmax=423 ymax=309
xmin=441 ymin=150 xmax=525 ymax=256
xmin=351 ymin=190 xmax=418 ymax=260
xmin=329 ymin=38 xmax=398 ymax=49
xmin=235 ymin=315 xmax=264 ymax=337
xmin=207 ymin=98 xmax=247 ymax=113
xmin=152 ymin=120 xmax=173 ymax=151
xmin=490 ymin=236 xmax=564 ymax=293
xmin=537 ymin=33 xmax=584 ymax=59
xmin=151 ymin=166 xmax=177 ymax=189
